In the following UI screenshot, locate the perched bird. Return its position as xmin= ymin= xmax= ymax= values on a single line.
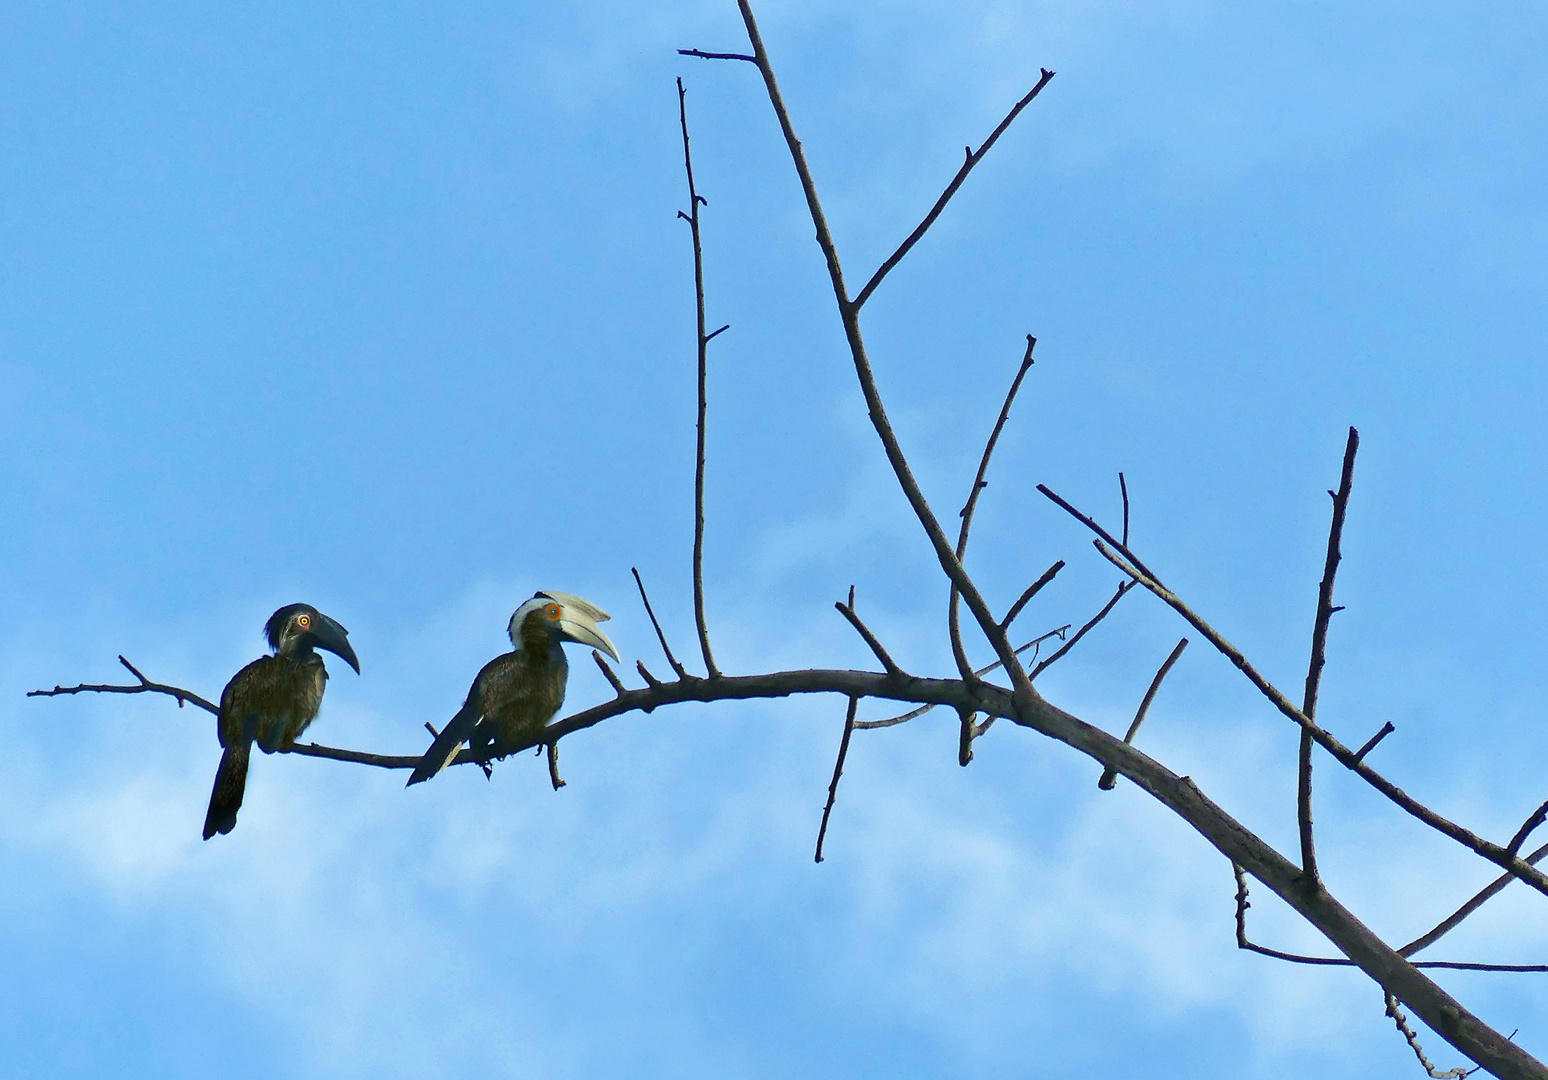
xmin=203 ymin=604 xmax=361 ymax=840
xmin=407 ymin=591 xmax=619 ymax=786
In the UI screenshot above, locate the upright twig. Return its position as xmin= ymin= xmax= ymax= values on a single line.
xmin=1098 ymin=638 xmax=1188 ymax=790
xmin=835 ymin=592 xmax=905 ymax=679
xmin=677 ymin=77 xmax=723 ymax=681
xmin=631 ymin=566 xmax=689 ymax=680
xmin=1119 ymin=472 xmax=1130 ymax=547
xmin=814 ymin=696 xmax=859 ymax=863
xmin=1299 ymin=426 xmax=1361 ymax=887
xmin=950 ymin=335 xmax=1037 ymax=685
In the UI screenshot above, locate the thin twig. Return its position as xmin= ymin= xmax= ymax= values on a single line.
xmin=678 ymin=77 xmax=722 ymax=680
xmin=1030 ymin=580 xmax=1136 ymax=679
xmin=1402 ymin=841 xmax=1548 ymax=957
xmin=631 ymin=566 xmax=689 ymax=680
xmin=1506 ymin=798 xmax=1548 ymax=860
xmin=678 ymin=47 xmax=756 ymax=63
xmin=854 ymin=624 xmax=1067 ymax=729
xmin=28 ymin=655 xmax=220 ymax=715
xmin=593 ymin=650 xmax=627 ymax=697
xmin=1355 ymin=721 xmax=1396 ymax=763
xmin=1001 ymin=560 xmax=1064 ymax=631
xmin=636 ymin=660 xmax=662 ymax=689
xmin=1083 ymin=533 xmax=1548 ymax=904
xmin=1385 ymin=992 xmax=1479 ymax=1078
xmin=950 ymin=335 xmax=1037 ymax=686
xmin=851 ymin=73 xmax=1055 ymax=311
xmin=546 ymin=741 xmax=566 ymax=790
xmin=1232 ymin=865 xmax=1547 ymax=973
xmin=1098 ymin=637 xmax=1188 ymax=790
xmin=1299 ymin=426 xmax=1361 ymax=886
xmin=814 ymin=696 xmax=859 ymax=863
xmin=835 ymin=598 xmax=905 ymax=679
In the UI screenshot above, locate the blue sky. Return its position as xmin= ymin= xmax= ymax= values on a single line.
xmin=2 ymin=1 xmax=1546 ymax=1076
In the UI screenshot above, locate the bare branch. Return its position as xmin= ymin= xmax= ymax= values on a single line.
xmin=1402 ymin=842 xmax=1548 ymax=957
xmin=1231 ymin=864 xmax=1547 ymax=974
xmin=851 ymin=73 xmax=1055 ymax=311
xmin=1038 ymin=483 xmax=1164 ymax=584
xmin=1085 ymin=535 xmax=1548 ymax=905
xmin=1001 ymin=560 xmax=1064 ymax=631
xmin=34 ymin=629 xmax=1548 ymax=1073
xmin=735 ymin=0 xmax=1036 ymax=702
xmin=1506 ymin=798 xmax=1548 ymax=861
xmin=835 ymin=596 xmax=905 ymax=679
xmin=855 ymin=624 xmax=1067 ymax=730
xmin=28 ymin=655 xmax=220 ymax=715
xmin=814 ymin=696 xmax=859 ymax=863
xmin=631 ymin=566 xmax=689 ymax=680
xmin=1030 ymin=579 xmax=1136 ymax=679
xmin=1300 ymin=426 xmax=1361 ymax=886
xmin=677 ymin=77 xmax=722 ymax=680
xmin=1098 ymin=637 xmax=1188 ymax=790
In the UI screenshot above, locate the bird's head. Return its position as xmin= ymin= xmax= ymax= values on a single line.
xmin=507 ymin=591 xmax=619 ymax=662
xmin=264 ymin=604 xmax=362 ymax=674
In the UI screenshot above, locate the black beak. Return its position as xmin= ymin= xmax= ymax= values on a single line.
xmin=308 ymin=613 xmax=361 ymax=674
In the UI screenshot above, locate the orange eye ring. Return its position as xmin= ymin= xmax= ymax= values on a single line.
xmin=297 ymin=614 xmax=311 ymax=629
xmin=545 ymin=604 xmax=561 ymax=620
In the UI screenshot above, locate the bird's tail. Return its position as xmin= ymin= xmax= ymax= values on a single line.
xmin=203 ymin=742 xmax=251 ymax=840
xmin=407 ymin=699 xmax=481 ymax=787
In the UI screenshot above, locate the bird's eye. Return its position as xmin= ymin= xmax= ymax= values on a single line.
xmin=546 ymin=604 xmax=561 ymax=620
xmin=297 ymin=614 xmax=311 ymax=629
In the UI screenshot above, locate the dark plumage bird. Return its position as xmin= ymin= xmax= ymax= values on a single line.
xmin=407 ymin=591 xmax=618 ymax=786
xmin=203 ymin=604 xmax=360 ymax=840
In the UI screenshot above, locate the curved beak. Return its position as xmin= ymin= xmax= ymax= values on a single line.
xmin=555 ymin=605 xmax=619 ymax=662
xmin=308 ymin=613 xmax=361 ymax=674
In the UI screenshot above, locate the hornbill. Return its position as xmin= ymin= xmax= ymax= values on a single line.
xmin=406 ymin=591 xmax=619 ymax=786
xmin=203 ymin=604 xmax=361 ymax=840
